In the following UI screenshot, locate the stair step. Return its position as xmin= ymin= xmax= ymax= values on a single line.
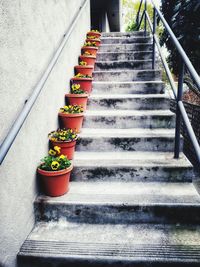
xmin=34 ymin=182 xmax=200 ymax=224
xmin=83 ymin=110 xmax=175 ymax=129
xmin=95 ymin=60 xmax=156 ymax=70
xmin=18 ymin=222 xmax=200 ymax=267
xmin=88 ymin=94 xmax=169 ymax=110
xmin=96 ymin=51 xmax=154 ymax=61
xmin=93 ymin=69 xmax=161 ymax=81
xmin=102 ymin=31 xmax=149 ymax=37
xmin=92 ymin=81 xmax=165 ymax=94
xmin=99 ymin=43 xmax=152 ymax=52
xmin=77 ymin=128 xmax=179 ymax=152
xmin=72 ymin=151 xmax=193 ymax=182
xmin=100 ymin=36 xmax=152 ymax=44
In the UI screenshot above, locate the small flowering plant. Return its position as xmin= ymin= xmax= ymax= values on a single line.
xmin=83 ymin=51 xmax=95 ymax=56
xmin=91 ymin=30 xmax=100 ymax=33
xmin=84 ymin=41 xmax=97 ymax=47
xmin=79 ymin=61 xmax=87 ymax=66
xmin=59 ymin=104 xmax=84 ymax=114
xmin=74 ymin=73 xmax=92 ymax=78
xmin=71 ymin=84 xmax=86 ymax=94
xmin=87 ymin=35 xmax=100 ymax=41
xmin=38 ymin=146 xmax=71 ymax=171
xmin=48 ymin=128 xmax=77 ymax=142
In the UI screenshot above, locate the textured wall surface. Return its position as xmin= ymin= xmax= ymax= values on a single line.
xmin=0 ymin=0 xmax=90 ymax=266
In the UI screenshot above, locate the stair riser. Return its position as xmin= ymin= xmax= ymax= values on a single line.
xmin=99 ymin=44 xmax=152 ymax=52
xmin=76 ymin=137 xmax=178 ymax=152
xmin=93 ymin=70 xmax=161 ymax=82
xmin=94 ymin=61 xmax=154 ymax=70
xmin=87 ymin=98 xmax=169 ymax=110
xmin=71 ymin=166 xmax=192 ymax=183
xmin=18 ymin=255 xmax=200 ymax=267
xmin=83 ymin=116 xmax=175 ymax=129
xmin=102 ymin=32 xmax=148 ymax=37
xmin=34 ymin=202 xmax=200 ymax=224
xmin=101 ymin=37 xmax=151 ymax=44
xmin=96 ymin=52 xmax=153 ymax=61
xmin=92 ymin=82 xmax=165 ymax=95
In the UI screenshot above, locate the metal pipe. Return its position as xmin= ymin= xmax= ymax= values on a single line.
xmin=174 ymin=60 xmax=184 ymax=159
xmin=0 ymin=0 xmax=89 ymax=164
xmin=136 ymin=0 xmax=143 ymax=27
xmin=144 ymin=0 xmax=147 ymax=34
xmin=152 ymin=8 xmax=156 ymax=69
xmin=138 ymin=10 xmax=145 ymax=30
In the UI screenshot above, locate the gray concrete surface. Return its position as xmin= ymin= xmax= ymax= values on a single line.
xmin=0 ymin=0 xmax=90 ymax=266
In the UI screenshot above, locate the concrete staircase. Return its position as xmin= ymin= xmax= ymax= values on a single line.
xmin=18 ymin=31 xmax=200 ymax=266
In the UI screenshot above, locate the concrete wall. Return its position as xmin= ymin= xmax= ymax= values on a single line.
xmin=0 ymin=1 xmax=90 ymax=266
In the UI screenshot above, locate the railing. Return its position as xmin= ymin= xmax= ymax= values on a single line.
xmin=136 ymin=0 xmax=200 ymax=168
xmin=0 ymin=0 xmax=89 ymax=164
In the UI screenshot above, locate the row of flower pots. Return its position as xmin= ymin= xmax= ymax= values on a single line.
xmin=37 ymin=30 xmax=101 ymax=197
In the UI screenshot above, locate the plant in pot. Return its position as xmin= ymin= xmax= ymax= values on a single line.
xmin=65 ymin=83 xmax=88 ymax=111
xmin=86 ymin=36 xmax=101 ymax=47
xmin=49 ymin=128 xmax=78 ymax=160
xmin=79 ymin=52 xmax=96 ymax=66
xmin=37 ymin=147 xmax=73 ymax=197
xmin=74 ymin=60 xmax=94 ymax=76
xmin=81 ymin=41 xmax=98 ymax=56
xmin=71 ymin=73 xmax=93 ymax=94
xmin=87 ymin=30 xmax=101 ymax=38
xmin=58 ymin=104 xmax=84 ymax=133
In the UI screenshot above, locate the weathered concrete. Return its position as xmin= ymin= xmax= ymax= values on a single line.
xmin=0 ymin=1 xmax=90 ymax=267
xmin=96 ymin=51 xmax=154 ymax=61
xmin=94 ymin=60 xmax=156 ymax=70
xmin=100 ymin=36 xmax=152 ymax=44
xmin=99 ymin=43 xmax=153 ymax=52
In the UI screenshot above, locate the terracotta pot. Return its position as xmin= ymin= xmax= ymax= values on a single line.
xmin=86 ymin=39 xmax=101 ymax=47
xmin=71 ymin=78 xmax=93 ymax=94
xmin=87 ymin=31 xmax=101 ymax=38
xmin=65 ymin=93 xmax=88 ymax=111
xmin=75 ymin=65 xmax=94 ymax=76
xmin=59 ymin=113 xmax=84 ymax=133
xmin=50 ymin=139 xmax=77 ymax=160
xmin=38 ymin=165 xmax=73 ymax=197
xmin=79 ymin=55 xmax=96 ymax=66
xmin=81 ymin=46 xmax=98 ymax=56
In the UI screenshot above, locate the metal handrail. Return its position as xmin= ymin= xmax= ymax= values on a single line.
xmin=0 ymin=0 xmax=89 ymax=164
xmin=136 ymin=0 xmax=200 ymax=165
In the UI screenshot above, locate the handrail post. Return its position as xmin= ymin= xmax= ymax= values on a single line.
xmin=174 ymin=58 xmax=185 ymax=159
xmin=152 ymin=7 xmax=156 ymax=69
xmin=144 ymin=0 xmax=147 ymax=35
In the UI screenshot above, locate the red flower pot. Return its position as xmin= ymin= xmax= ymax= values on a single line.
xmin=38 ymin=165 xmax=73 ymax=197
xmin=50 ymin=139 xmax=77 ymax=160
xmin=71 ymin=78 xmax=93 ymax=94
xmin=81 ymin=46 xmax=98 ymax=56
xmin=65 ymin=93 xmax=88 ymax=111
xmin=79 ymin=55 xmax=96 ymax=66
xmin=87 ymin=31 xmax=101 ymax=38
xmin=86 ymin=39 xmax=101 ymax=47
xmin=75 ymin=65 xmax=94 ymax=76
xmin=59 ymin=113 xmax=84 ymax=133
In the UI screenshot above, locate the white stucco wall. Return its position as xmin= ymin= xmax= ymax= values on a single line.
xmin=0 ymin=0 xmax=90 ymax=266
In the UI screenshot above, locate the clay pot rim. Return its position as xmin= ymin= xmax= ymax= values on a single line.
xmin=65 ymin=93 xmax=88 ymax=98
xmin=87 ymin=31 xmax=101 ymax=36
xmin=71 ymin=77 xmax=93 ymax=81
xmin=37 ymin=165 xmax=73 ymax=176
xmin=58 ymin=112 xmax=84 ymax=117
xmin=86 ymin=38 xmax=101 ymax=42
xmin=82 ymin=46 xmax=98 ymax=50
xmin=79 ymin=55 xmax=96 ymax=59
xmin=49 ymin=138 xmax=78 ymax=143
xmin=75 ymin=65 xmax=94 ymax=69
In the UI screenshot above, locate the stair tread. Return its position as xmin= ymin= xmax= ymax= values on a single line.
xmin=74 ymin=151 xmax=191 ymax=167
xmin=93 ymin=80 xmax=164 ymax=84
xmin=89 ymin=93 xmax=168 ymax=99
xmin=35 ymin=182 xmax=200 ymax=205
xmin=85 ymin=109 xmax=173 ymax=116
xmin=93 ymin=69 xmax=160 ymax=73
xmin=95 ymin=59 xmax=153 ymax=64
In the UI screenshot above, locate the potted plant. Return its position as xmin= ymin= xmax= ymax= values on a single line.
xmin=86 ymin=37 xmax=101 ymax=47
xmin=71 ymin=73 xmax=93 ymax=94
xmin=81 ymin=42 xmax=98 ymax=56
xmin=48 ymin=128 xmax=78 ymax=160
xmin=65 ymin=84 xmax=88 ymax=111
xmin=87 ymin=30 xmax=101 ymax=38
xmin=79 ymin=52 xmax=96 ymax=66
xmin=74 ymin=60 xmax=94 ymax=76
xmin=37 ymin=147 xmax=73 ymax=197
xmin=58 ymin=104 xmax=84 ymax=133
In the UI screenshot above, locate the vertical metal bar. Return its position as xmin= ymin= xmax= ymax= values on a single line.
xmin=174 ymin=59 xmax=185 ymax=159
xmin=152 ymin=7 xmax=156 ymax=69
xmin=144 ymin=0 xmax=147 ymax=35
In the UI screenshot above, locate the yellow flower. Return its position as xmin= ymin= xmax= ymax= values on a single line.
xmin=54 ymin=146 xmax=61 ymax=154
xmin=51 ymin=161 xmax=60 ymax=170
xmin=59 ymin=155 xmax=66 ymax=160
xmin=49 ymin=149 xmax=56 ymax=156
xmin=60 ymin=136 xmax=65 ymax=141
xmin=72 ymin=134 xmax=76 ymax=139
